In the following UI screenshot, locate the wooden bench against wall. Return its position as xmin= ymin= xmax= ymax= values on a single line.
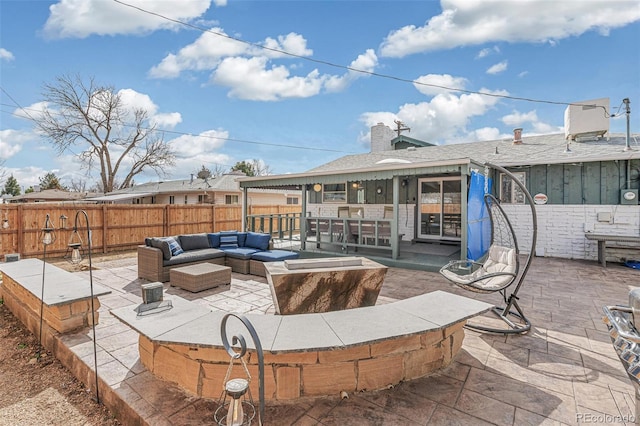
xmin=585 ymin=233 xmax=640 ymax=267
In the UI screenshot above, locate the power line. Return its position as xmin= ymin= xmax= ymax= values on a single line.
xmin=112 ymin=0 xmax=609 ymax=110
xmin=0 ymin=101 xmax=356 ymax=154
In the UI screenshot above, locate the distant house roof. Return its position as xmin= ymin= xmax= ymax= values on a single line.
xmin=8 ymin=189 xmax=100 ymax=203
xmin=108 ymin=173 xmax=246 ymax=196
xmin=105 ymin=172 xmax=297 ymax=197
xmin=84 ymin=192 xmax=156 ymax=202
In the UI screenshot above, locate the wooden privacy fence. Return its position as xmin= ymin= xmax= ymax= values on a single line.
xmin=0 ymin=204 xmax=301 ymax=259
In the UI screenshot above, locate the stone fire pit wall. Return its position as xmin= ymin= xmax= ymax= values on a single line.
xmin=111 ymin=291 xmax=492 ymax=401
xmin=139 ymin=321 xmax=465 ymax=401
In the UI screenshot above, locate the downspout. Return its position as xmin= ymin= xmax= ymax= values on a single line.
xmin=301 ymin=185 xmax=308 ymax=251
xmin=392 ymin=175 xmax=399 ymax=260
xmin=241 ymin=187 xmax=247 ymax=232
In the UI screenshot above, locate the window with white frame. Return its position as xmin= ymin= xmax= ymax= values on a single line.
xmin=322 ymin=183 xmax=346 ymax=203
xmin=286 ymin=197 xmax=298 ymax=205
xmin=500 ymin=171 xmax=526 ymax=204
xmin=169 ymin=195 xmax=175 ymax=205
xmin=225 ymin=194 xmax=239 ymax=204
xmin=184 ymin=195 xmax=188 ymax=204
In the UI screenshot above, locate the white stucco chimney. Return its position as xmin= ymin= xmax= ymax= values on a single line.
xmin=512 ymin=128 xmax=523 ymax=145
xmin=371 ymin=123 xmax=396 ymax=153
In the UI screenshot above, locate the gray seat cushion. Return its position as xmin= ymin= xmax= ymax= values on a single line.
xmin=163 ymin=248 xmax=225 ymax=266
xmin=179 ymin=233 xmax=210 ymax=251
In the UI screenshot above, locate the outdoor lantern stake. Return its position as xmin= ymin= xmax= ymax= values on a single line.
xmin=38 ymin=214 xmax=56 ymax=359
xmin=215 ymin=313 xmax=264 ymax=426
xmin=69 ymin=210 xmax=100 ymax=404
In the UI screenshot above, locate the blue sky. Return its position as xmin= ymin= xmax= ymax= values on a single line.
xmin=1 ymin=0 xmax=639 ymax=190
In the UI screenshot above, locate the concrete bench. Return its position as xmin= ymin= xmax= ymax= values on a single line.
xmin=111 ymin=290 xmax=491 ymax=401
xmin=0 ymin=259 xmax=111 ymax=345
xmin=585 ymin=233 xmax=640 ymax=267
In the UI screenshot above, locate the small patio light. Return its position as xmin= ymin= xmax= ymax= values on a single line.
xmin=215 ymin=314 xmax=264 ymax=426
xmin=2 ymin=210 xmax=9 ymax=229
xmin=38 ymin=213 xmax=56 ymax=360
xmin=59 ymin=214 xmax=67 ymax=230
xmin=40 ymin=214 xmax=56 ymax=246
xmin=66 ymin=210 xmax=100 ymax=403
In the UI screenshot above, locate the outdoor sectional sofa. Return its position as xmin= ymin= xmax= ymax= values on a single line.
xmin=137 ymin=231 xmax=299 ymax=282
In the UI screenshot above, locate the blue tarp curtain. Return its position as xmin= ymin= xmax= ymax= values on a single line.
xmin=467 ymin=170 xmax=492 ymax=261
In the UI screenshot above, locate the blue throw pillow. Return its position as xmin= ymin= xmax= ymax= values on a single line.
xmin=208 ymin=233 xmax=221 ymax=248
xmin=162 ymin=236 xmax=184 ymax=256
xmin=220 ymin=234 xmax=239 ymax=249
xmin=245 ymin=232 xmax=271 ymax=251
xmin=237 ymin=232 xmax=248 ymax=247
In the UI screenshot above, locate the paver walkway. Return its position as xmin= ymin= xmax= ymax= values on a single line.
xmin=61 ymin=255 xmax=637 ymax=425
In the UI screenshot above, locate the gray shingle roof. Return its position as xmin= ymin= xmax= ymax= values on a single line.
xmin=308 ymin=133 xmax=640 ymax=174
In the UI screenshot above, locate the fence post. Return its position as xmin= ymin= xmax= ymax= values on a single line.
xmin=16 ymin=204 xmax=23 ymax=257
xmin=102 ymin=205 xmax=108 ymax=254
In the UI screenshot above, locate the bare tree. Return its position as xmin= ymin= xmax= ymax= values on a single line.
xmin=36 ymin=74 xmax=175 ymax=193
xmin=251 ymin=159 xmax=272 ymax=176
xmin=230 ymin=159 xmax=272 ymax=177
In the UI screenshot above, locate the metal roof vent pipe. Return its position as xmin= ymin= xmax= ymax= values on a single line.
xmin=512 ymin=128 xmax=523 ymax=145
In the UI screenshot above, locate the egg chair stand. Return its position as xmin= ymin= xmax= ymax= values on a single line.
xmin=440 ymin=162 xmax=537 ymax=335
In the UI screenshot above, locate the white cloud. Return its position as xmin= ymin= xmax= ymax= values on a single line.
xmin=169 ymin=129 xmax=228 ymax=157
xmin=518 ymin=71 xmax=529 ymax=78
xmin=12 ymin=101 xmax=48 ymax=121
xmin=413 ymin=74 xmax=467 ymax=96
xmin=379 ymin=0 xmax=640 ymax=58
xmin=167 ymin=129 xmax=231 ymax=178
xmin=150 ymin=30 xmax=313 ymax=79
xmin=213 ymin=0 xmax=227 ymax=6
xmin=325 ymin=49 xmax=378 ymax=93
xmin=360 ymin=88 xmax=508 ymax=145
xmin=501 ymin=109 xmax=562 ymax=134
xmin=476 ymin=46 xmax=500 ymax=59
xmin=212 ymin=56 xmax=324 ymax=101
xmin=486 ymin=60 xmax=508 ymax=75
xmin=0 ymin=129 xmax=29 ymax=159
xmin=468 ymin=127 xmax=507 ymax=141
xmin=149 ymin=28 xmax=248 ymax=78
xmin=117 ymin=89 xmax=182 ymax=128
xmin=151 ymin=27 xmax=376 ymax=99
xmin=6 ymin=166 xmax=48 ymax=189
xmin=43 ymin=0 xmax=211 ymax=39
xmin=253 ymin=33 xmax=313 ymax=59
xmin=501 ymin=110 xmax=539 ymax=126
xmin=0 ymin=48 xmax=15 ymax=61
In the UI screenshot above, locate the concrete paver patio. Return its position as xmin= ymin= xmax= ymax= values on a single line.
xmin=60 ymin=254 xmax=638 ymax=425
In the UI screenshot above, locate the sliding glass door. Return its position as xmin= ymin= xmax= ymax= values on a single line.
xmin=418 ymin=177 xmax=462 ymax=240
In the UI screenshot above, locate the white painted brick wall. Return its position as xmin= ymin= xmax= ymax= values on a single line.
xmin=502 ymin=204 xmax=640 ymax=261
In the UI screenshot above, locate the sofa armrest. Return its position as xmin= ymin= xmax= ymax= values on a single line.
xmin=138 ymin=245 xmax=163 ymax=282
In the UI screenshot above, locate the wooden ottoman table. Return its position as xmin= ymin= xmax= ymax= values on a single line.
xmin=170 ymin=263 xmax=231 ymax=292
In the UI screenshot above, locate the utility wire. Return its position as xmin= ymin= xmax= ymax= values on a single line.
xmin=113 ymin=0 xmax=610 ymax=110
xmin=0 ymin=101 xmax=356 ymax=154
